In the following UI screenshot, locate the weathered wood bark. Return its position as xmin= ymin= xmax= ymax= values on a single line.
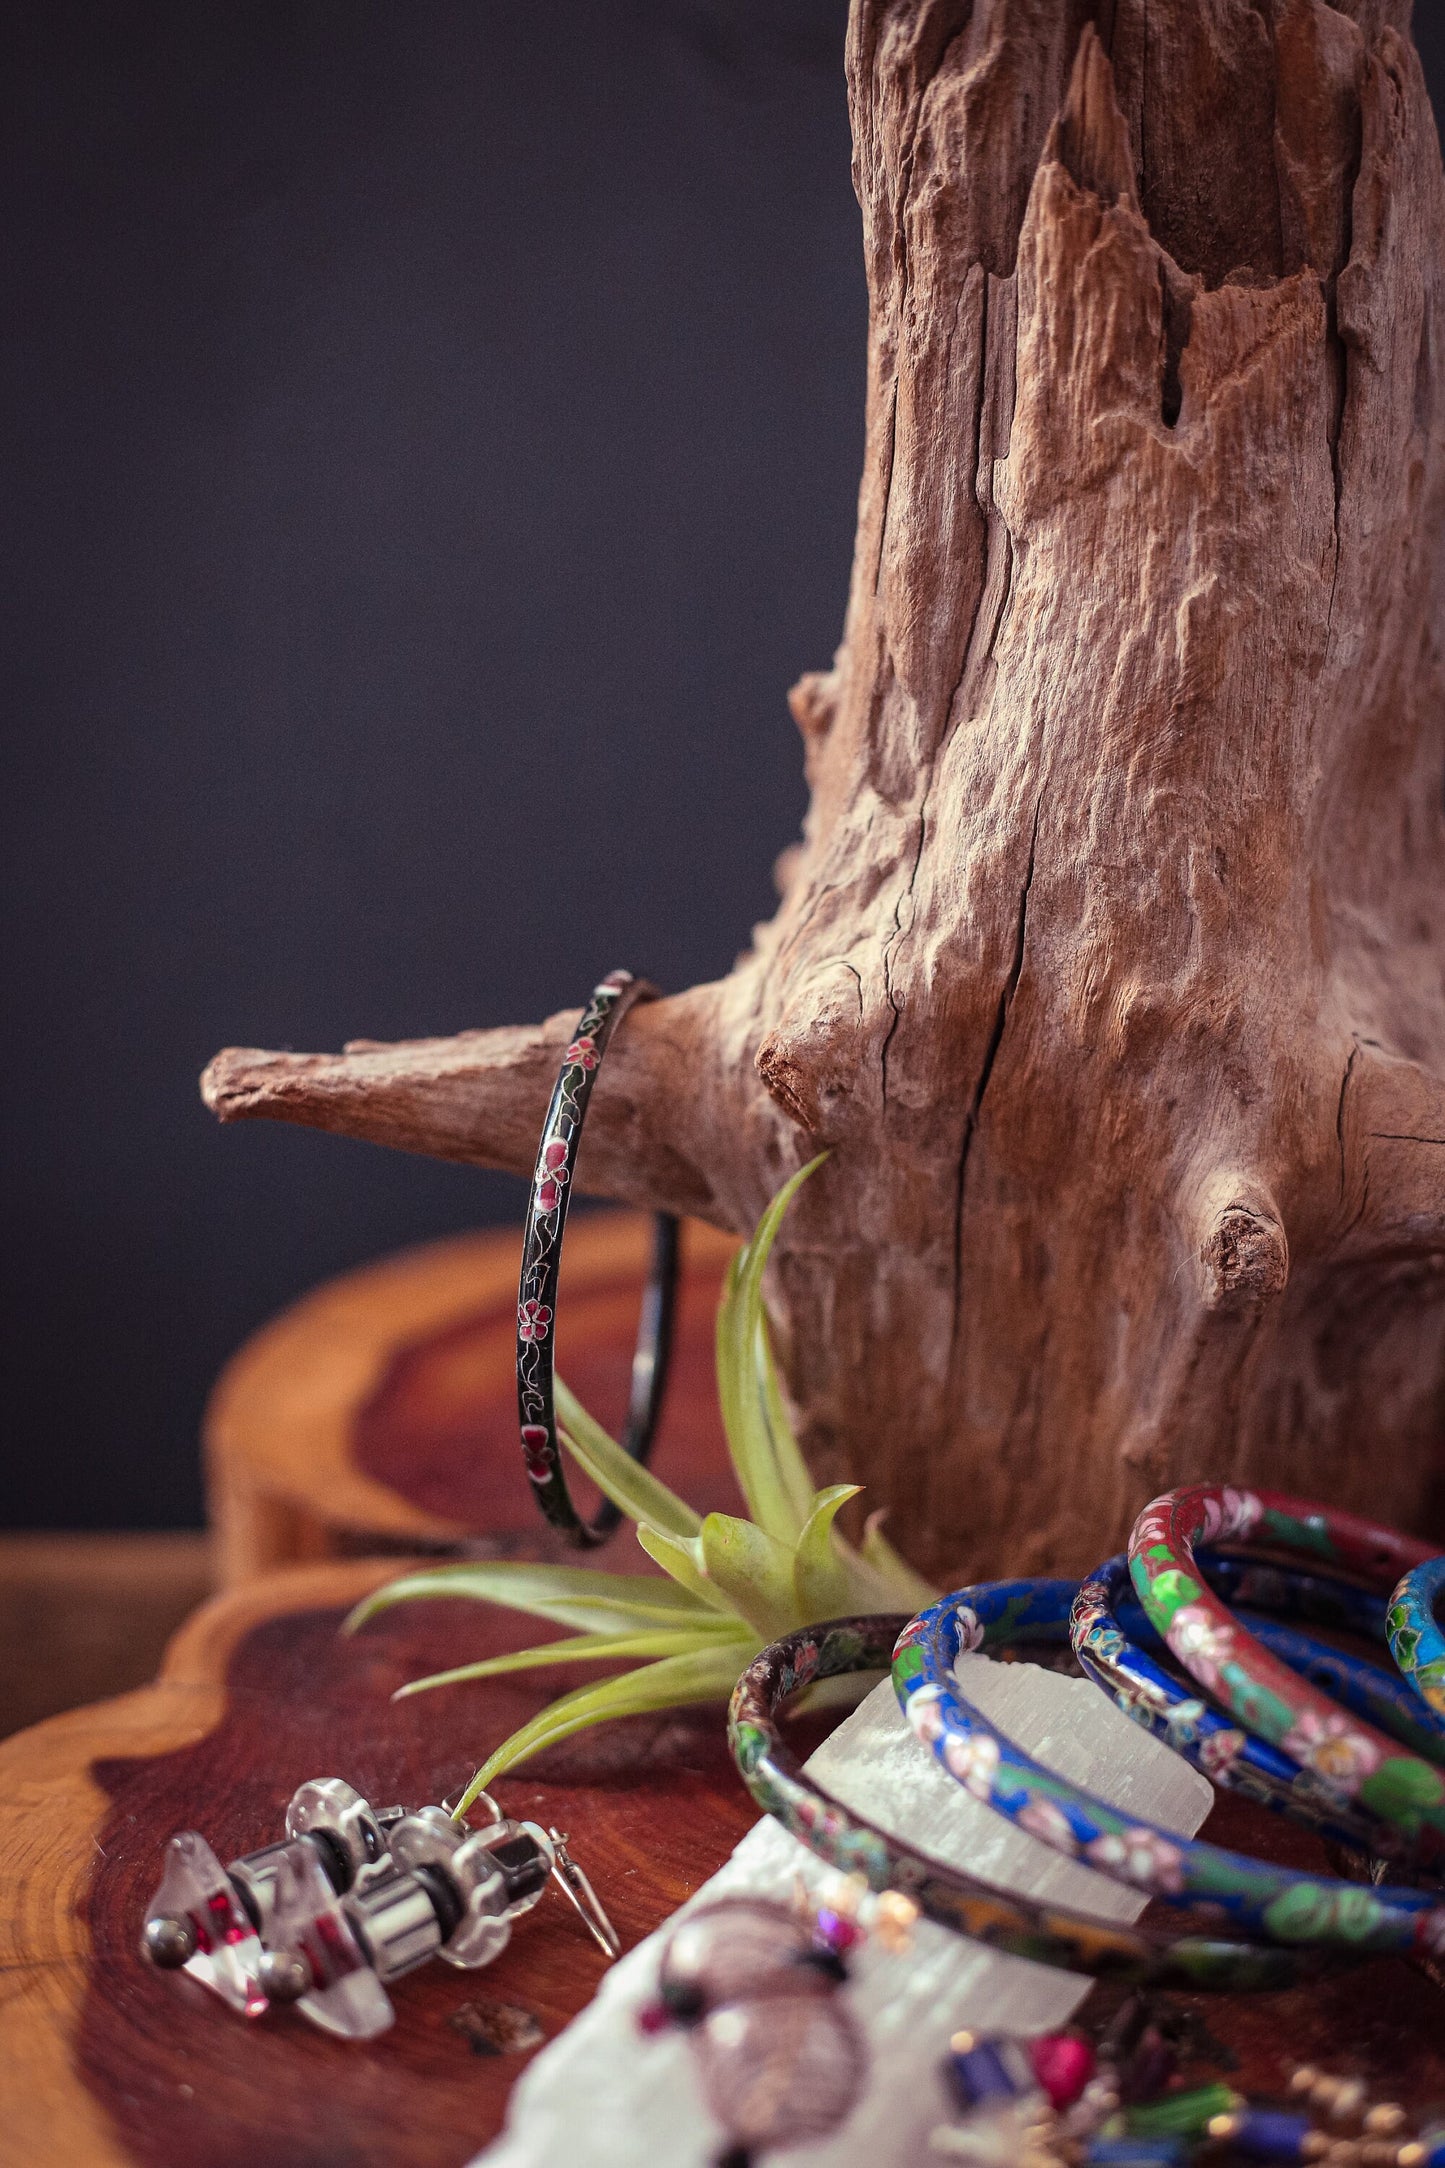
xmin=204 ymin=2 xmax=1445 ymax=1582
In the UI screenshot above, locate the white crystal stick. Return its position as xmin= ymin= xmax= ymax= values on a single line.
xmin=478 ymin=1660 xmax=1214 ymax=2167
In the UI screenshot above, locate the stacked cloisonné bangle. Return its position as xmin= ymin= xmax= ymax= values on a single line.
xmin=1128 ymin=1487 xmax=1445 ymax=1847
xmin=892 ymin=1582 xmax=1445 ymax=1959
xmin=1074 ymin=1554 xmax=1445 ymax=1856
xmin=516 ymin=970 xmax=680 ymax=1547
xmin=727 ymin=1614 xmax=1322 ymax=1992
xmin=1389 ymin=1556 xmax=1445 ymax=1721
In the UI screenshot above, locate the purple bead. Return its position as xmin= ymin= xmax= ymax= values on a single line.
xmin=812 ymin=1906 xmax=861 ymax=1954
xmin=693 ymin=1994 xmax=866 ymax=2151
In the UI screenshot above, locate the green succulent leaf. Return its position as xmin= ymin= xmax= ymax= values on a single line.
xmin=716 ymin=1154 xmax=827 ymax=1541
xmin=792 ymin=1483 xmax=864 ymax=1617
xmin=697 ymin=1511 xmax=800 ymax=1638
xmin=554 ymin=1377 xmax=701 ymax=1538
xmin=755 ymin=1314 xmax=817 ymax=1531
xmin=455 ymin=1642 xmax=752 ymax=1808
xmin=350 ymin=1153 xmax=939 ymax=1796
xmin=633 ymin=1521 xmax=735 ymax=1612
xmin=343 ymin=1561 xmax=712 ymax=1639
xmin=394 ymin=1622 xmax=751 ymax=1700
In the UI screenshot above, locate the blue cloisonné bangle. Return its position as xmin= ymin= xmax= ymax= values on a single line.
xmin=729 ymin=1614 xmax=1325 ymax=1993
xmin=892 ymin=1581 xmax=1445 ymax=1959
xmin=517 ymin=970 xmax=679 ymax=1547
xmin=1389 ymin=1555 xmax=1445 ymax=1720
xmin=1075 ymin=1553 xmax=1445 ymax=1858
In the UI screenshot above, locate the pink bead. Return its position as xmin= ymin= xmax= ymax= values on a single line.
xmin=1028 ymin=2031 xmax=1096 ymax=2110
xmin=813 ymin=1907 xmax=861 ymax=1953
xmin=635 ymin=2000 xmax=672 ymax=2036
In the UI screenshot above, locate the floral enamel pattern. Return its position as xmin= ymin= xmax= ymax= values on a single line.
xmin=892 ymin=1578 xmax=1445 ymax=1958
xmin=1128 ymin=1485 xmax=1445 ymax=1849
xmin=1069 ymin=1555 xmax=1411 ymax=1855
xmin=1388 ymin=1556 xmax=1445 ymax=1721
xmin=515 ymin=971 xmax=678 ymax=1546
xmin=730 ymin=1616 xmax=1313 ymax=1993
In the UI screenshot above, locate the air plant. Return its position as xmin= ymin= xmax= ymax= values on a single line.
xmin=344 ymin=1154 xmax=935 ymax=1816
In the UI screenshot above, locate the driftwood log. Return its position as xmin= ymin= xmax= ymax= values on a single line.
xmin=203 ymin=2 xmax=1445 ymax=1582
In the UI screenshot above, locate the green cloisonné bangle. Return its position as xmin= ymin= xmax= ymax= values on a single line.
xmin=1129 ymin=1486 xmax=1445 ymax=1847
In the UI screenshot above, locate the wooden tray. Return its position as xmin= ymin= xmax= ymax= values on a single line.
xmin=7 ymin=1220 xmax=1445 ymax=2163
xmin=0 ymin=1558 xmax=767 ymax=2168
xmin=203 ymin=1213 xmax=738 ymax=1583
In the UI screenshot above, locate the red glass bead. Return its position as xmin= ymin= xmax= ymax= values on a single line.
xmin=636 ymin=2000 xmax=672 ymax=2037
xmin=1028 ymin=2031 xmax=1096 ymax=2110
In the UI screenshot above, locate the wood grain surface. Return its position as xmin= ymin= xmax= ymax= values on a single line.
xmin=10 ymin=1559 xmax=1445 ymax=2168
xmin=0 ymin=1533 xmax=212 ymax=1738
xmin=0 ymin=1221 xmax=750 ymax=2168
xmin=7 ymin=1220 xmax=1445 ymax=2165
xmin=204 ymin=1213 xmax=736 ymax=1583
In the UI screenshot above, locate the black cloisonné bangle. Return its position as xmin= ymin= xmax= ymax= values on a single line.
xmin=517 ymin=970 xmax=680 ymax=1547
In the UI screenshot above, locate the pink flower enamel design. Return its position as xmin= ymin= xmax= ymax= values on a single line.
xmin=535 ymin=1138 xmax=570 ymax=1215
xmin=1280 ymin=1708 xmax=1382 ymax=1797
xmin=905 ymin=1684 xmax=945 ymax=1746
xmin=1165 ymin=1603 xmax=1235 ymax=1695
xmin=1084 ymin=1826 xmax=1186 ymax=1895
xmin=521 ymin=1424 xmax=553 ymax=1481
xmin=942 ymin=1729 xmax=999 ymax=1802
xmin=1017 ymin=1795 xmax=1078 ymax=1856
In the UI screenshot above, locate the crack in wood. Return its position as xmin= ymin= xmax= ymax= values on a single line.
xmin=951 ymin=790 xmax=1045 ymax=1337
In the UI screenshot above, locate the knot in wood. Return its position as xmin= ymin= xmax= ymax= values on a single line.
xmin=1199 ymin=1204 xmax=1290 ymax=1311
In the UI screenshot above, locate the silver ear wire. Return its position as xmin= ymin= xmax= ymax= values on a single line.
xmin=548 ymin=1828 xmax=621 ymax=1960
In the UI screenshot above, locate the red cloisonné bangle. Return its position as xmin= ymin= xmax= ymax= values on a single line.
xmin=1128 ymin=1485 xmax=1445 ymax=1849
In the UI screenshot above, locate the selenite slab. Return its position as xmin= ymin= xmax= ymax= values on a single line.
xmin=478 ymin=1660 xmax=1213 ymax=2168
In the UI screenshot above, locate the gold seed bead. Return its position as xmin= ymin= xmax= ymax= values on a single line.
xmin=1330 ymin=2081 xmax=1368 ymax=2123
xmin=871 ymin=1890 xmax=919 ymax=1952
xmin=1365 ymin=2109 xmax=1410 ymax=2139
xmin=1396 ymin=2147 xmax=1428 ymax=2168
xmin=1207 ymin=2115 xmax=1241 ymax=2142
xmin=1301 ymin=2139 xmax=1333 ymax=2162
xmin=949 ymin=2030 xmax=977 ymax=2056
xmin=1293 ymin=2067 xmax=1323 ymax=2096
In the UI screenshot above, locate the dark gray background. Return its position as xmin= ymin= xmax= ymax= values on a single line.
xmin=5 ymin=5 xmax=1443 ymax=1527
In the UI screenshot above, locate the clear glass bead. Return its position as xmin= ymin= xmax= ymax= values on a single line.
xmin=145 ymin=1830 xmax=266 ymax=2018
xmin=268 ymin=1837 xmax=393 ymax=2040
